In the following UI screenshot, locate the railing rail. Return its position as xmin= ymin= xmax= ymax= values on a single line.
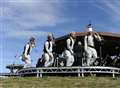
xmin=17 ymin=66 xmax=120 ymax=78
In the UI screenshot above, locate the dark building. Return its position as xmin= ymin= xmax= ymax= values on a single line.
xmin=54 ymin=32 xmax=120 ymax=67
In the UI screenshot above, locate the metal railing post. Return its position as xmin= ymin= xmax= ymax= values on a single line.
xmin=78 ymin=68 xmax=80 ymax=77
xmin=112 ymin=70 xmax=115 ymax=78
xmin=40 ymin=69 xmax=43 ymax=78
xmin=82 ymin=67 xmax=84 ymax=77
xmin=37 ymin=69 xmax=39 ymax=78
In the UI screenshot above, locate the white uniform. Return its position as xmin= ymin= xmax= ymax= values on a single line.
xmin=44 ymin=41 xmax=54 ymax=67
xmin=64 ymin=37 xmax=75 ymax=66
xmin=22 ymin=43 xmax=32 ymax=68
xmin=84 ymin=34 xmax=101 ymax=66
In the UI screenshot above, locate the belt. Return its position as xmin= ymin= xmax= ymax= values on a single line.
xmin=88 ymin=45 xmax=95 ymax=48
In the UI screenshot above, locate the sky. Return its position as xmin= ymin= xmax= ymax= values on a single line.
xmin=0 ymin=0 xmax=120 ymax=73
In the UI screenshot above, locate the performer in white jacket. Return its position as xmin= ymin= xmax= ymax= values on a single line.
xmin=22 ymin=37 xmax=36 ymax=68
xmin=43 ymin=33 xmax=54 ymax=67
xmin=64 ymin=32 xmax=76 ymax=66
xmin=84 ymin=24 xmax=102 ymax=66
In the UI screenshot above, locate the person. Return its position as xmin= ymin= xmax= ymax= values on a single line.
xmin=36 ymin=54 xmax=45 ymax=67
xmin=21 ymin=37 xmax=36 ymax=68
xmin=43 ymin=33 xmax=54 ymax=67
xmin=74 ymin=41 xmax=84 ymax=66
xmin=84 ymin=24 xmax=102 ymax=66
xmin=64 ymin=32 xmax=76 ymax=66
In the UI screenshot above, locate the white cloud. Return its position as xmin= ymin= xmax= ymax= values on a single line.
xmin=6 ymin=30 xmax=48 ymax=38
xmin=95 ymin=0 xmax=120 ymax=23
xmin=102 ymin=0 xmax=120 ymax=22
xmin=93 ymin=0 xmax=120 ymax=33
xmin=1 ymin=0 xmax=65 ymax=38
xmin=3 ymin=0 xmax=61 ymax=27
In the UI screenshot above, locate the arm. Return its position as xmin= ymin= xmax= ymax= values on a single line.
xmin=45 ymin=42 xmax=50 ymax=54
xmin=94 ymin=32 xmax=102 ymax=41
xmin=66 ymin=39 xmax=73 ymax=54
xmin=45 ymin=42 xmax=53 ymax=59
xmin=84 ymin=36 xmax=88 ymax=51
xmin=24 ymin=44 xmax=30 ymax=58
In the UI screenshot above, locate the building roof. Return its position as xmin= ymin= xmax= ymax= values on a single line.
xmin=54 ymin=32 xmax=120 ymax=55
xmin=56 ymin=32 xmax=120 ymax=41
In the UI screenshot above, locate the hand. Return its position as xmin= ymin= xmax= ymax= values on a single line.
xmin=22 ymin=54 xmax=28 ymax=61
xmin=71 ymin=53 xmax=74 ymax=56
xmin=70 ymin=51 xmax=74 ymax=56
xmin=48 ymin=54 xmax=52 ymax=61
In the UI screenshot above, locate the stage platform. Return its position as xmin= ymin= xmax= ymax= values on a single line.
xmin=17 ymin=66 xmax=120 ymax=78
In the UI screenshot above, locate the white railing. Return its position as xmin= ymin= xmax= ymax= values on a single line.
xmin=17 ymin=66 xmax=120 ymax=78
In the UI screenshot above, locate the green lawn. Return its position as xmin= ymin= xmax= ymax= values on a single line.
xmin=0 ymin=76 xmax=120 ymax=88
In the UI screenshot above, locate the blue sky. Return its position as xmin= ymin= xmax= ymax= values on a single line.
xmin=0 ymin=0 xmax=120 ymax=73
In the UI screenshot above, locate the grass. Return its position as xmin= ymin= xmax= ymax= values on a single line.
xmin=0 ymin=76 xmax=120 ymax=88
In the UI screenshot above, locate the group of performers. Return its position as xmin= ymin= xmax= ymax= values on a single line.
xmin=21 ymin=24 xmax=105 ymax=68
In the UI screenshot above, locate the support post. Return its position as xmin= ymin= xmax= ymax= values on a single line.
xmin=112 ymin=70 xmax=115 ymax=78
xmin=40 ymin=69 xmax=43 ymax=78
xmin=37 ymin=69 xmax=39 ymax=78
xmin=78 ymin=68 xmax=80 ymax=77
xmin=82 ymin=68 xmax=84 ymax=77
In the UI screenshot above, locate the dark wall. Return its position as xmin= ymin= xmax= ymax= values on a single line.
xmin=54 ymin=35 xmax=120 ymax=56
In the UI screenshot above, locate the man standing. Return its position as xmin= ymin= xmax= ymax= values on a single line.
xmin=22 ymin=37 xmax=36 ymax=68
xmin=84 ymin=24 xmax=102 ymax=66
xmin=64 ymin=32 xmax=76 ymax=66
xmin=74 ymin=41 xmax=84 ymax=66
xmin=44 ymin=33 xmax=54 ymax=67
